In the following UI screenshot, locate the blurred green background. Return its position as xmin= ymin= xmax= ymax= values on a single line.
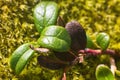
xmin=0 ymin=0 xmax=120 ymax=80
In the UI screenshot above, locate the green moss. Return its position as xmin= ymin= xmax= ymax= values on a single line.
xmin=0 ymin=0 xmax=120 ymax=80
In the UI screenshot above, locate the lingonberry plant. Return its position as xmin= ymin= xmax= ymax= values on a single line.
xmin=10 ymin=1 xmax=120 ymax=80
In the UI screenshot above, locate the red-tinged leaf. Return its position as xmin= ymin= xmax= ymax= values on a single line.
xmin=37 ymin=55 xmax=67 ymax=70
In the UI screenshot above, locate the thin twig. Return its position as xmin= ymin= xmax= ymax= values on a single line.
xmin=61 ymin=72 xmax=66 ymax=80
xmin=79 ymin=48 xmax=118 ymax=57
xmin=110 ymin=57 xmax=117 ymax=75
xmin=30 ymin=45 xmax=50 ymax=53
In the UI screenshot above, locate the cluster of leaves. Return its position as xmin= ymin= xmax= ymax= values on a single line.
xmin=58 ymin=0 xmax=120 ymax=50
xmin=58 ymin=1 xmax=120 ymax=79
xmin=9 ymin=1 xmax=119 ymax=80
xmin=1 ymin=0 xmax=120 ymax=80
xmin=10 ymin=1 xmax=74 ymax=77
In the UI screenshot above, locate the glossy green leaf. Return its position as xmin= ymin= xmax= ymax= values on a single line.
xmin=33 ymin=1 xmax=59 ymax=34
xmin=96 ymin=64 xmax=115 ymax=80
xmin=37 ymin=25 xmax=71 ymax=52
xmin=10 ymin=43 xmax=35 ymax=74
xmin=15 ymin=49 xmax=34 ymax=74
xmin=10 ymin=43 xmax=30 ymax=71
xmin=96 ymin=32 xmax=110 ymax=50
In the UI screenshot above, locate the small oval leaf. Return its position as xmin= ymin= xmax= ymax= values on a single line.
xmin=65 ymin=21 xmax=87 ymax=52
xmin=10 ymin=43 xmax=36 ymax=74
xmin=96 ymin=32 xmax=110 ymax=50
xmin=96 ymin=64 xmax=115 ymax=80
xmin=10 ymin=43 xmax=30 ymax=71
xmin=33 ymin=1 xmax=59 ymax=33
xmin=37 ymin=55 xmax=67 ymax=70
xmin=15 ymin=49 xmax=34 ymax=74
xmin=37 ymin=25 xmax=71 ymax=52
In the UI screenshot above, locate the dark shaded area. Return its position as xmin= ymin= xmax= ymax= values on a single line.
xmin=54 ymin=51 xmax=76 ymax=62
xmin=65 ymin=21 xmax=87 ymax=53
xmin=37 ymin=55 xmax=67 ymax=70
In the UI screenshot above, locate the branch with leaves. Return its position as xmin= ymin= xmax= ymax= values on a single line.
xmin=10 ymin=1 xmax=120 ymax=80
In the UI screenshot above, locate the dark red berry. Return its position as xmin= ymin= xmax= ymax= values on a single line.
xmin=65 ymin=21 xmax=87 ymax=53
